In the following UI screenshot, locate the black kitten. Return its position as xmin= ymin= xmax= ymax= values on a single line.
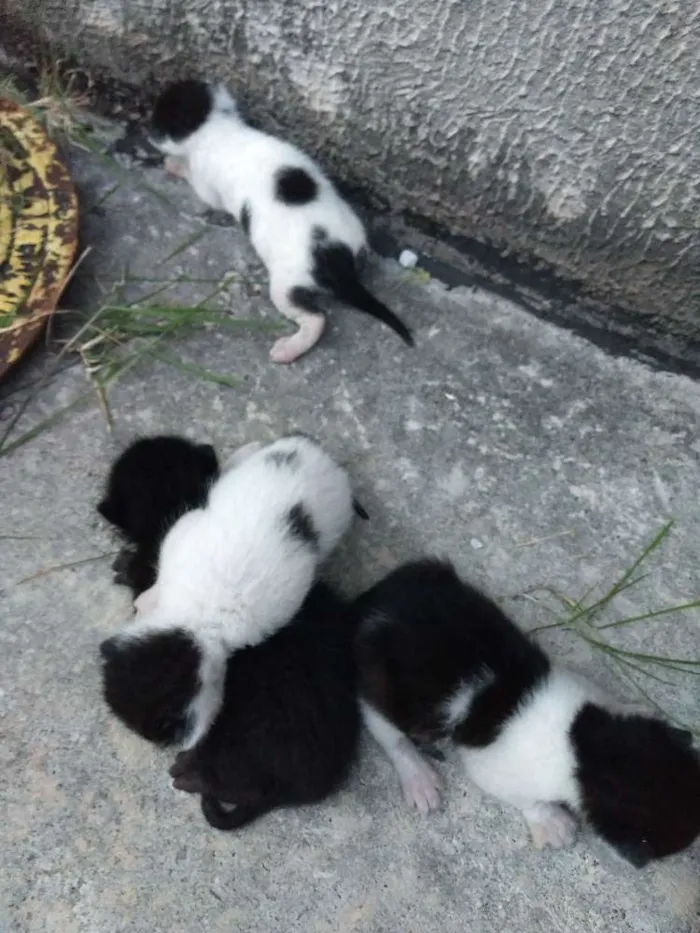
xmin=169 ymin=581 xmax=360 ymax=831
xmin=98 ymin=435 xmax=219 ymax=596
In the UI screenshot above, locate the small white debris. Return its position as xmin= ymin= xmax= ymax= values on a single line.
xmin=399 ymin=249 xmax=419 ymax=268
xmin=470 ymin=537 xmax=484 ymax=550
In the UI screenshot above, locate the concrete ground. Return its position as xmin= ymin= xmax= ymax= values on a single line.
xmin=1 ymin=125 xmax=699 ymax=933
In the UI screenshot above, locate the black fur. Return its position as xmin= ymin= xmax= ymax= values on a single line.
xmin=100 ymin=629 xmax=202 ymax=746
xmin=169 ymin=582 xmax=360 ymax=830
xmin=355 ymin=559 xmax=550 ymax=745
xmin=240 ymin=201 xmax=251 ymax=236
xmin=274 ymin=166 xmax=318 ymax=205
xmin=98 ymin=435 xmax=219 ymax=597
xmin=571 ymin=704 xmax=700 ymax=865
xmin=311 ymin=228 xmax=413 ymax=346
xmin=288 ymin=286 xmax=322 ymax=315
xmin=286 ymin=503 xmax=318 ymax=548
xmin=151 ymin=80 xmax=213 ymax=143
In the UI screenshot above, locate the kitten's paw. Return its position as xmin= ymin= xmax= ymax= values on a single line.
xmin=202 ymin=208 xmax=236 ymax=227
xmin=269 ymin=335 xmax=305 ymax=364
xmin=395 ymin=746 xmax=443 ymax=814
xmin=269 ymin=315 xmax=324 ymax=363
xmin=164 ymin=156 xmax=188 ymax=179
xmin=524 ymin=803 xmax=578 ymax=850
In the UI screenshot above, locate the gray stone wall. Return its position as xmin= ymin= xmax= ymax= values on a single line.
xmin=8 ymin=0 xmax=700 ymax=354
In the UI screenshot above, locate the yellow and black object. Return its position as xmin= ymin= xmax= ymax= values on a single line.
xmin=0 ymin=96 xmax=79 ymax=379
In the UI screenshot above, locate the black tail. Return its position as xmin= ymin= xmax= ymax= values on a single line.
xmin=315 ymin=242 xmax=414 ymax=346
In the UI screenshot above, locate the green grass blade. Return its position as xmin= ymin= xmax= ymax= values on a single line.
xmin=147 ymin=350 xmax=238 ymax=387
xmin=599 ymin=599 xmax=700 ymax=630
xmin=0 ymin=391 xmax=93 ymax=458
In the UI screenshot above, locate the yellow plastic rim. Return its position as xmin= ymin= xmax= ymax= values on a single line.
xmin=0 ymin=97 xmax=79 ymax=377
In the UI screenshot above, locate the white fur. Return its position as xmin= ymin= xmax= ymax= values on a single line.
xmin=155 ymin=85 xmax=367 ymax=363
xmin=442 ymin=671 xmax=494 ymax=731
xmin=458 ymin=669 xmax=598 ymax=815
xmin=117 ymin=435 xmax=356 ymax=747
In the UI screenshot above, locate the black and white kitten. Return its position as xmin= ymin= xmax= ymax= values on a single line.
xmin=170 ymin=580 xmax=360 ymax=831
xmin=100 ymin=434 xmax=359 ymax=750
xmin=148 ymin=79 xmax=413 ymax=363
xmin=355 ymin=559 xmax=700 ymax=867
xmin=98 ymin=435 xmax=220 ymax=597
xmin=98 ymin=437 xmax=359 ymax=832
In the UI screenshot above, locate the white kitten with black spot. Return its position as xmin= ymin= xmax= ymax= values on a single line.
xmin=148 ymin=79 xmax=413 ymax=363
xmin=100 ymin=435 xmax=358 ymax=750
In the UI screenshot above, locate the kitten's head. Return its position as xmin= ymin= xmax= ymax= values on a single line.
xmin=150 ymin=80 xmax=237 ymax=154
xmin=100 ymin=627 xmax=202 ymax=746
xmin=572 ymin=703 xmax=700 ymax=866
xmin=98 ymin=435 xmax=219 ymax=544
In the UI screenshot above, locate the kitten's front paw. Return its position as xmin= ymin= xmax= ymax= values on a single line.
xmin=164 ymin=156 xmax=189 ymax=180
xmin=524 ymin=803 xmax=578 ymax=850
xmin=202 ymin=208 xmax=236 ymax=227
xmin=394 ymin=745 xmax=443 ymax=814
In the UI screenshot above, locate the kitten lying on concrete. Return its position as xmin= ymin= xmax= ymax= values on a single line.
xmin=100 ymin=434 xmax=360 ymax=751
xmin=148 ymin=79 xmax=413 ymax=363
xmin=355 ymin=559 xmax=700 ymax=867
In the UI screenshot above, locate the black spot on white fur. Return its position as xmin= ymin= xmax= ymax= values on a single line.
xmin=240 ymin=202 xmax=251 ymax=236
xmin=288 ymin=286 xmax=321 ymax=315
xmin=151 ymin=80 xmax=213 ymax=144
xmin=355 ymin=559 xmax=550 ymax=743
xmin=265 ymin=449 xmax=299 ymax=468
xmin=100 ymin=629 xmax=202 ymax=746
xmin=275 ymin=166 xmax=318 ymax=205
xmin=286 ymin=503 xmax=318 ymax=548
xmin=310 ymin=227 xmax=413 ymax=346
xmin=571 ymin=703 xmax=700 ymax=865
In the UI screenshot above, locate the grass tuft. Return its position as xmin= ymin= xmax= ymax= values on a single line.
xmin=526 ymin=521 xmax=700 ymax=733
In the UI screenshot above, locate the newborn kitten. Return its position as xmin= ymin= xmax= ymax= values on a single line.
xmin=100 ymin=434 xmax=359 ymax=750
xmin=148 ymin=79 xmax=413 ymax=363
xmin=170 ymin=581 xmax=360 ymax=831
xmin=355 ymin=559 xmax=700 ymax=867
xmin=98 ymin=435 xmax=219 ymax=597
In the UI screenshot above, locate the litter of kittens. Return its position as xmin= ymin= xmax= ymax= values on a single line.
xmin=0 ymin=96 xmax=78 ymax=380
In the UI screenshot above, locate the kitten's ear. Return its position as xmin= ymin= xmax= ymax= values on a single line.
xmin=169 ymin=752 xmax=207 ymax=795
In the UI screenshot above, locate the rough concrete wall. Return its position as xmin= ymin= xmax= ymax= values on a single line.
xmin=7 ymin=0 xmax=700 ymax=345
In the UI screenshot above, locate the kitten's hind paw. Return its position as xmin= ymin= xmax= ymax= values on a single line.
xmin=523 ymin=803 xmax=578 ymax=850
xmin=269 ymin=335 xmax=308 ymax=364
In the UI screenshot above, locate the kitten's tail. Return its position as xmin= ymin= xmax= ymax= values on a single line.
xmin=315 ymin=244 xmax=414 ymax=347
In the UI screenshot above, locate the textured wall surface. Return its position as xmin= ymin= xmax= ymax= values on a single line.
xmin=7 ymin=0 xmax=700 ymax=349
